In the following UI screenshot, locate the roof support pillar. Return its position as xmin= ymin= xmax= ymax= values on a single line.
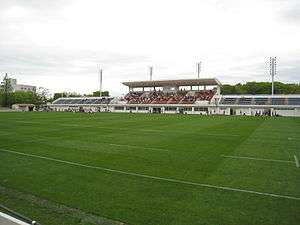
xmin=217 ymin=86 xmax=221 ymax=95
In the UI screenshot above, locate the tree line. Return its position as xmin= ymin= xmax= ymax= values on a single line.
xmin=0 ymin=74 xmax=49 ymax=108
xmin=53 ymin=91 xmax=109 ymax=101
xmin=221 ymin=82 xmax=300 ymax=95
xmin=0 ymin=74 xmax=110 ymax=107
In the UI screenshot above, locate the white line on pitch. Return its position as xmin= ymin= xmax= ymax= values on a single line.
xmin=221 ymin=155 xmax=293 ymax=164
xmin=1 ymin=148 xmax=300 ymax=201
xmin=108 ymin=143 xmax=168 ymax=152
xmin=294 ymin=155 xmax=299 ymax=168
xmin=0 ymin=212 xmax=30 ymax=225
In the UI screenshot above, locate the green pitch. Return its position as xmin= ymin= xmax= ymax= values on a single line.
xmin=0 ymin=112 xmax=299 ymax=225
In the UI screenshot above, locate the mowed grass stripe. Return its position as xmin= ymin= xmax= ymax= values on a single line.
xmin=221 ymin=155 xmax=294 ymax=164
xmin=13 ymin=120 xmax=299 ymax=142
xmin=12 ymin=120 xmax=242 ymax=138
xmin=1 ymin=148 xmax=300 ymax=201
xmin=1 ymin=133 xmax=171 ymax=153
xmin=108 ymin=143 xmax=169 ymax=152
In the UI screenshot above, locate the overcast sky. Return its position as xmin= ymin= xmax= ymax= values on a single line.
xmin=0 ymin=0 xmax=300 ymax=96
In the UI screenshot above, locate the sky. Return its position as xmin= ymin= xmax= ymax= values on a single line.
xmin=0 ymin=0 xmax=300 ymax=96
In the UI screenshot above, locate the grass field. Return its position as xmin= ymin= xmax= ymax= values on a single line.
xmin=0 ymin=112 xmax=300 ymax=225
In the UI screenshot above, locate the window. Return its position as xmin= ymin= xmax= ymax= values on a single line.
xmin=183 ymin=107 xmax=192 ymax=111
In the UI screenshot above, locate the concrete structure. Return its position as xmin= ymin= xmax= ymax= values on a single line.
xmin=11 ymin=104 xmax=35 ymax=112
xmin=122 ymin=78 xmax=221 ymax=94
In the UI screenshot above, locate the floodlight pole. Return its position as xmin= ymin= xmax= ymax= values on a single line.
xmin=271 ymin=71 xmax=274 ymax=96
xmin=149 ymin=66 xmax=153 ymax=91
xmin=149 ymin=66 xmax=153 ymax=81
xmin=269 ymin=57 xmax=277 ymax=96
xmin=197 ymin=62 xmax=201 ymax=90
xmin=197 ymin=62 xmax=201 ymax=79
xmin=99 ymin=69 xmax=103 ymax=97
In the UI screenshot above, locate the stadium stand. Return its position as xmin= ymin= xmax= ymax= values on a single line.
xmin=288 ymin=98 xmax=300 ymax=105
xmin=219 ymin=97 xmax=237 ymax=105
xmin=218 ymin=96 xmax=300 ymax=106
xmin=53 ymin=97 xmax=113 ymax=105
xmin=271 ymin=98 xmax=286 ymax=105
xmin=124 ymin=90 xmax=215 ymax=104
xmin=254 ymin=98 xmax=269 ymax=105
xmin=49 ymin=78 xmax=300 ymax=117
xmin=238 ymin=98 xmax=253 ymax=105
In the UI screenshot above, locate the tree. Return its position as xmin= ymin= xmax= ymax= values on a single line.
xmin=0 ymin=74 xmax=13 ymax=107
xmin=53 ymin=92 xmax=81 ymax=100
xmin=221 ymin=82 xmax=300 ymax=95
xmin=35 ymin=87 xmax=50 ymax=108
xmin=53 ymin=93 xmax=65 ymax=100
xmin=8 ymin=91 xmax=35 ymax=105
xmin=0 ymin=73 xmax=50 ymax=107
xmin=221 ymin=85 xmax=237 ymax=95
xmin=92 ymin=91 xmax=109 ymax=97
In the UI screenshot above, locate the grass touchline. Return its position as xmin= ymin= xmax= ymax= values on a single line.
xmin=1 ymin=148 xmax=299 ymax=201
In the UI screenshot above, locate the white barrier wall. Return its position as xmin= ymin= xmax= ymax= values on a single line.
xmin=235 ymin=108 xmax=250 ymax=116
xmin=250 ymin=108 xmax=266 ymax=116
xmin=50 ymin=105 xmax=300 ymax=117
xmin=274 ymin=109 xmax=300 ymax=117
xmin=296 ymin=108 xmax=300 ymax=117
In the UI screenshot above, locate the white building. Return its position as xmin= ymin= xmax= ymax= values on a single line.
xmin=9 ymin=78 xmax=36 ymax=93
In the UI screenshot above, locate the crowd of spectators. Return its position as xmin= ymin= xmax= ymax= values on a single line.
xmin=125 ymin=90 xmax=215 ymax=104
